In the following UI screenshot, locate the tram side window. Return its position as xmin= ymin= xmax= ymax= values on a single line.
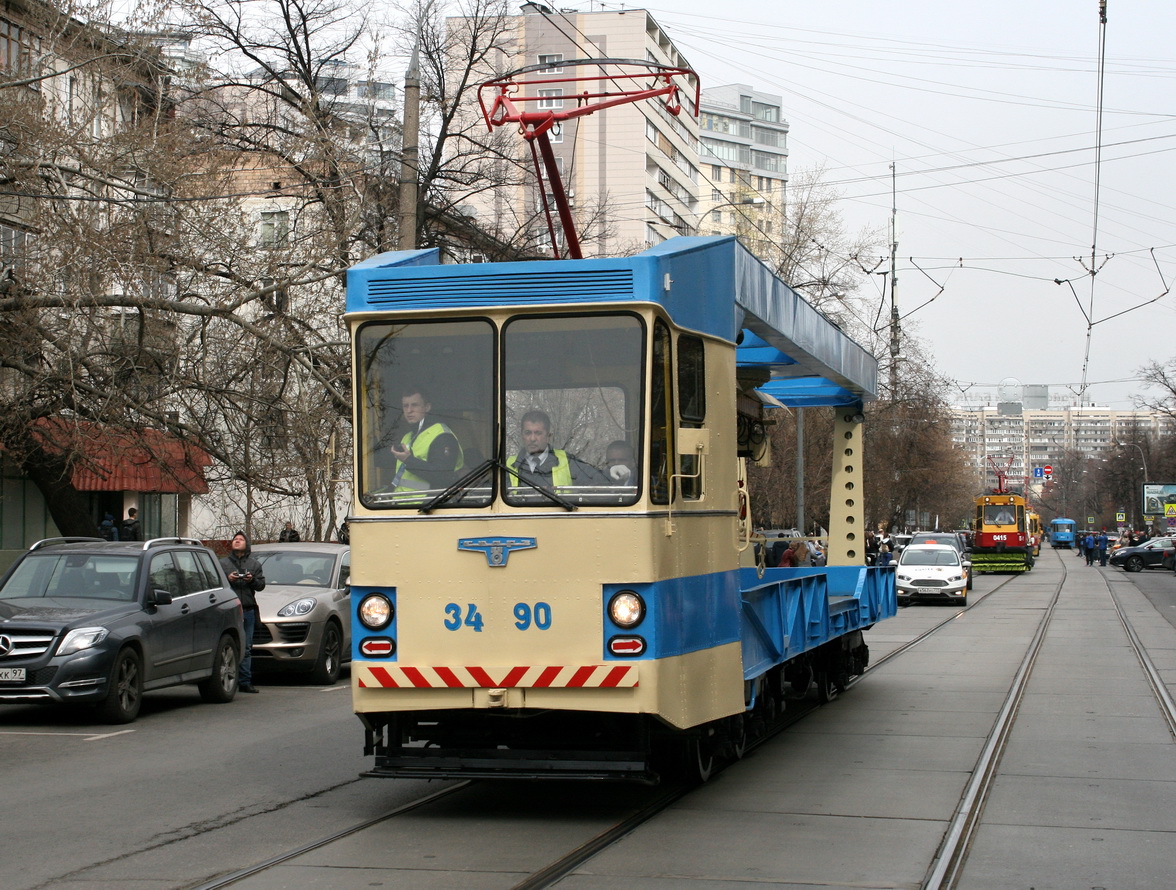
xmin=356 ymin=319 xmax=495 ymax=509
xmin=503 ymin=314 xmax=643 ymax=506
xmin=677 ymin=334 xmax=705 ymax=500
xmin=650 ymin=320 xmax=674 ymax=504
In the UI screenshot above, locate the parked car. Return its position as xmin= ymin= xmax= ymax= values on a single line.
xmin=908 ymin=532 xmax=973 ymax=589
xmin=1107 ymin=537 xmax=1176 ymax=573
xmin=895 ymin=544 xmax=970 ymax=606
xmin=249 ymin=543 xmax=351 ymax=684
xmin=0 ymin=537 xmax=244 ymax=723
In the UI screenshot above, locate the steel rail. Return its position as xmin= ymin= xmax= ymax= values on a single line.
xmin=921 ymin=552 xmax=1067 ymax=890
xmin=1106 ymin=577 xmax=1176 ymax=737
xmin=188 ymin=781 xmax=472 ymax=890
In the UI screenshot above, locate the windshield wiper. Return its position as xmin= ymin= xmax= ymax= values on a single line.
xmin=419 ymin=458 xmax=495 ymax=514
xmin=418 ymin=456 xmax=577 ymax=513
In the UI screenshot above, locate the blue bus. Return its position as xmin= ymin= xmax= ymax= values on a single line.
xmin=1050 ymin=518 xmax=1077 ymax=548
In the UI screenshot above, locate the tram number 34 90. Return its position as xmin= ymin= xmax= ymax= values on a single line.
xmin=443 ymin=602 xmax=553 ymax=632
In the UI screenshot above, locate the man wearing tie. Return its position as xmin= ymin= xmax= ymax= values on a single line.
xmin=387 ymin=386 xmax=464 ymax=499
xmin=507 ymin=409 xmax=606 ymax=489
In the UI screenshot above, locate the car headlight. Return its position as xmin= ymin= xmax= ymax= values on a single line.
xmin=278 ymin=598 xmax=318 ymax=617
xmin=57 ymin=627 xmax=110 ymax=656
xmin=608 ymin=591 xmax=645 ymax=628
xmin=358 ymin=593 xmax=393 ymax=630
xmin=897 ymin=573 xmax=911 ymax=582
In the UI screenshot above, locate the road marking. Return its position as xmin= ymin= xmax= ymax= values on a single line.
xmin=84 ymin=729 xmax=136 ymax=741
xmin=0 ymin=729 xmax=135 ymax=741
xmin=320 ymin=684 xmax=349 ymax=693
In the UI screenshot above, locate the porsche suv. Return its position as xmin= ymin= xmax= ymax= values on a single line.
xmin=0 ymin=537 xmax=245 ymax=723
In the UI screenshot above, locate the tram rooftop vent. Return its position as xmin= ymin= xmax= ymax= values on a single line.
xmin=365 ymin=270 xmax=636 ymax=307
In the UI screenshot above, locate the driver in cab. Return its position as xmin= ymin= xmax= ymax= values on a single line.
xmin=507 ymin=410 xmax=606 ymax=489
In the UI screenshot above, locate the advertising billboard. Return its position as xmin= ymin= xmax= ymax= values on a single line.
xmin=1142 ymin=483 xmax=1176 ymax=519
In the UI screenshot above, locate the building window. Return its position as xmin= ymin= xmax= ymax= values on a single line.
xmin=260 ymin=210 xmax=290 ymax=247
xmin=537 ymin=53 xmax=563 ymax=73
xmin=711 ymin=165 xmax=723 ymax=180
xmin=538 ymin=89 xmax=563 ymax=110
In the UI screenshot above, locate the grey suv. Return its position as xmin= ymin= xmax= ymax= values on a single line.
xmin=0 ymin=537 xmax=245 ymax=723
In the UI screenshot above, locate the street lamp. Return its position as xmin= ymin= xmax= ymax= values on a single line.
xmin=1117 ymin=441 xmax=1150 ymax=531
xmin=1119 ymin=441 xmax=1149 ymax=482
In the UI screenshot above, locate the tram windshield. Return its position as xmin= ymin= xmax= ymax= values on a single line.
xmin=502 ymin=314 xmax=642 ymax=507
xmin=356 ymin=313 xmax=643 ymax=509
xmin=982 ymin=504 xmax=1021 ymax=526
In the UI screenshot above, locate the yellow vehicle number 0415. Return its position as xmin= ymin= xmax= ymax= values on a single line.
xmin=443 ymin=602 xmax=552 ymax=632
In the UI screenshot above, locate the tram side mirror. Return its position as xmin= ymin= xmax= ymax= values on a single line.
xmin=677 ymin=428 xmax=710 ymax=456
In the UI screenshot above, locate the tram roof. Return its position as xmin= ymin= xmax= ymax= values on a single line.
xmin=348 ymin=235 xmax=877 ymax=406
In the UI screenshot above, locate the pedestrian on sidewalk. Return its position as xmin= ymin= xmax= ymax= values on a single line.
xmin=1084 ymin=531 xmax=1096 ymax=566
xmin=1097 ymin=530 xmax=1109 ymax=566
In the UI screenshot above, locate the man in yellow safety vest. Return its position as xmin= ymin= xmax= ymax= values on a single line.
xmin=387 ymin=386 xmax=464 ymax=499
xmin=507 ymin=409 xmax=606 ymax=489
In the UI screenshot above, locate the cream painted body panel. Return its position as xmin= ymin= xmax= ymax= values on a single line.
xmin=350 ymin=510 xmax=746 ymax=730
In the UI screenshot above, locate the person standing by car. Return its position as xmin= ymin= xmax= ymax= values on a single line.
xmin=220 ymin=531 xmax=266 ymax=694
xmin=1084 ymin=531 xmax=1097 ymax=566
xmin=278 ymin=521 xmax=300 ymax=542
xmin=1097 ymin=529 xmax=1109 ymax=566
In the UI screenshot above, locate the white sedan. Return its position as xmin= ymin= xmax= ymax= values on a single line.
xmin=895 ymin=544 xmax=969 ymax=606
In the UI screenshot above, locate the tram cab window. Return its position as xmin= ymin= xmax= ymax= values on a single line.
xmin=983 ymin=504 xmax=1020 ymax=526
xmin=503 ymin=314 xmax=642 ymax=507
xmin=677 ymin=334 xmax=705 ymax=500
xmin=356 ymin=319 xmax=495 ymax=509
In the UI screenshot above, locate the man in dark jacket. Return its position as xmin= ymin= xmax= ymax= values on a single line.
xmin=120 ymin=508 xmax=140 ymax=542
xmin=220 ymin=531 xmax=266 ymax=693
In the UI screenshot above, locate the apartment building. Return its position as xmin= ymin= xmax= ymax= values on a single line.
xmin=698 ymin=84 xmax=789 ymax=258
xmin=950 ymin=401 xmax=1171 ymax=492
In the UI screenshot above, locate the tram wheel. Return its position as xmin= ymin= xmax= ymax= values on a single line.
xmin=728 ymin=714 xmax=748 ymax=760
xmin=689 ymin=736 xmax=715 ymax=783
xmin=815 ymin=665 xmax=842 ymax=703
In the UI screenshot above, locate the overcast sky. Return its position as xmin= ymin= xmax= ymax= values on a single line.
xmin=618 ymin=0 xmax=1176 ymax=409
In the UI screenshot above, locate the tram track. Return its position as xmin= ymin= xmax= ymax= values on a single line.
xmin=187 ymin=553 xmax=1176 ymax=890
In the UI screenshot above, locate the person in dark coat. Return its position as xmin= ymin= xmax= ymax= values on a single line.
xmin=220 ymin=531 xmax=266 ymax=693
xmin=120 ymin=507 xmax=140 ymax=542
xmin=278 ymin=521 xmax=300 ymax=542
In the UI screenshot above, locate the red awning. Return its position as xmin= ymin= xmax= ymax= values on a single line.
xmin=33 ymin=418 xmax=212 ymax=494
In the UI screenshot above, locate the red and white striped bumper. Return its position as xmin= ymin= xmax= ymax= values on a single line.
xmin=358 ymin=664 xmax=639 ymax=689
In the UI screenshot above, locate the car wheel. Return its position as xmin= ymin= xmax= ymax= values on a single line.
xmin=97 ymin=648 xmax=143 ymax=724
xmin=310 ymin=622 xmax=343 ymax=686
xmin=1126 ymin=556 xmax=1144 ymax=573
xmin=199 ymin=635 xmax=240 ymax=703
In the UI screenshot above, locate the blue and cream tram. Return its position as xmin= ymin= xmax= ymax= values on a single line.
xmin=346 ymin=236 xmax=895 ymax=782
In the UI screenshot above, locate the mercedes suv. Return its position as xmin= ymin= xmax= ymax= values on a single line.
xmin=0 ymin=537 xmax=245 ymax=723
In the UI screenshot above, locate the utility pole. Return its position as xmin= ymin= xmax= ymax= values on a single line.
xmin=398 ymin=3 xmax=433 ymax=251
xmin=888 ymin=161 xmax=900 ymax=396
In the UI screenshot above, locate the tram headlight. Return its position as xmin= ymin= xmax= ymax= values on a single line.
xmin=608 ymin=590 xmax=645 ymax=628
xmin=358 ymin=593 xmax=394 ymax=630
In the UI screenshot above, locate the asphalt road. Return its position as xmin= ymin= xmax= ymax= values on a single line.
xmin=0 ymin=670 xmax=437 ymax=890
